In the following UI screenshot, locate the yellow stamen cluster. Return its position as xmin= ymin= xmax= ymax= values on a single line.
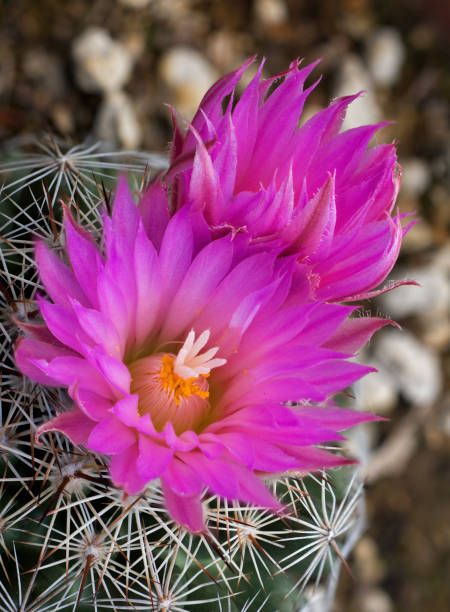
xmin=159 ymin=354 xmax=209 ymax=406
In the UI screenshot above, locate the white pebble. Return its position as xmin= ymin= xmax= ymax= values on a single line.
xmin=366 ymin=27 xmax=405 ymax=88
xmin=401 ymin=157 xmax=431 ymax=196
xmin=159 ymin=47 xmax=219 ymax=119
xmin=374 ymin=329 xmax=442 ymax=406
xmin=95 ymin=91 xmax=141 ymax=149
xmin=379 ymin=265 xmax=450 ymax=319
xmin=333 ymin=54 xmax=381 ymax=130
xmin=254 ymin=0 xmax=288 ymax=26
xmin=118 ymin=0 xmax=151 ymax=7
xmin=72 ymin=28 xmax=134 ymax=94
xmin=356 ymin=359 xmax=398 ymax=414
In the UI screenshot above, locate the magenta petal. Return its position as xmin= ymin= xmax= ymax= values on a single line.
xmin=251 ymin=440 xmax=299 ymax=472
xmin=303 ymin=361 xmax=376 ymax=397
xmin=161 ymin=235 xmax=234 ymax=339
xmin=311 ymin=123 xmax=389 ymax=193
xmin=112 ymin=395 xmax=140 ymax=427
xmin=31 ymin=355 xmax=113 ymax=397
xmin=247 ymin=85 xmax=316 ymax=188
xmin=109 ymin=444 xmax=147 ymax=495
xmin=13 ymin=319 xmax=57 ymax=344
xmin=111 ymin=175 xmax=140 ymax=247
xmin=300 ymin=303 xmax=356 ymax=347
xmin=215 ymin=433 xmax=254 ymax=468
xmin=196 ymin=433 xmax=224 ymax=459
xmin=134 ymin=222 xmax=162 ymax=346
xmin=188 ymin=125 xmax=222 ymax=223
xmin=296 ymin=174 xmax=336 ymax=260
xmin=103 ymin=242 xmax=137 ymax=331
xmin=15 ymin=337 xmax=76 ymax=386
xmin=92 ymin=347 xmax=131 ymax=395
xmin=232 ymin=61 xmax=263 ymax=181
xmin=35 ymin=241 xmax=88 ymax=308
xmin=162 ymin=482 xmax=206 ymax=532
xmin=96 ymin=270 xmax=130 ymax=349
xmin=290 ymin=94 xmax=359 ymax=190
xmin=72 ymin=387 xmax=113 ymax=421
xmin=163 ymin=422 xmax=198 ymax=452
xmin=219 ymin=374 xmax=322 ymax=409
xmin=37 ymin=296 xmax=91 ymax=356
xmin=138 ymin=180 xmax=170 ymax=250
xmin=37 ymin=409 xmax=96 ymax=445
xmin=137 ymin=435 xmax=173 ymax=480
xmin=159 ymin=208 xmax=194 ymax=308
xmin=88 ymin=415 xmax=136 ymax=454
xmin=212 ymin=113 xmax=237 ymax=202
xmin=195 ymin=251 xmax=277 ymax=338
xmin=296 ymin=406 xmax=381 ymax=430
xmin=323 ymin=316 xmax=396 ymax=353
xmin=64 ymin=212 xmax=103 ymax=309
xmin=136 ymin=414 xmax=159 ymax=436
xmin=315 ymin=217 xmax=403 ymax=301
xmin=189 ymin=56 xmax=256 ymax=138
xmin=229 ymin=274 xmax=284 ymax=335
xmin=71 ymin=299 xmax=123 ymax=358
xmin=237 ymin=423 xmax=342 ymax=446
xmin=232 ymin=463 xmax=282 ymax=510
xmin=331 ymin=279 xmax=418 ymax=303
xmin=161 ymin=458 xmax=203 ymax=496
xmin=168 ymin=105 xmax=184 ymax=162
xmin=283 ymin=446 xmax=356 ymax=470
xmin=180 ymin=452 xmax=239 ymax=499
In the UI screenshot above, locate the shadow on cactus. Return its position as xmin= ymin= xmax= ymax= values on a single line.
xmin=0 ymin=58 xmax=414 ymax=611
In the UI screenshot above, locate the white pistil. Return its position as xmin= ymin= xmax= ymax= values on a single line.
xmin=173 ymin=329 xmax=227 ymax=379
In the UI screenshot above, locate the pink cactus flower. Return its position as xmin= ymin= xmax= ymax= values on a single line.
xmin=15 ymin=178 xmax=384 ymax=532
xmin=163 ymin=58 xmax=413 ymax=302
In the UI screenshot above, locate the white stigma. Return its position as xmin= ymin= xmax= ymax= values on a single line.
xmin=173 ymin=329 xmax=227 ymax=379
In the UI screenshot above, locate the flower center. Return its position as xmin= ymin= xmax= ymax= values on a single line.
xmin=129 ymin=330 xmax=226 ymax=434
xmin=159 ymin=354 xmax=209 ymax=405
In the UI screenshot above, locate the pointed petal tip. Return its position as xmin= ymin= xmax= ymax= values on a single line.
xmin=162 ymin=482 xmax=207 ymax=533
xmin=35 ymin=409 xmax=96 ymax=446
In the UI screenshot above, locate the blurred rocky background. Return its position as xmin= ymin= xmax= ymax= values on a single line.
xmin=0 ymin=0 xmax=449 ymax=610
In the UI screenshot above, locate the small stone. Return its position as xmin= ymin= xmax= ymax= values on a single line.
xmin=356 ymin=359 xmax=398 ymax=415
xmin=433 ymin=244 xmax=450 ymax=273
xmin=254 ymin=0 xmax=288 ymax=26
xmin=333 ymin=54 xmax=380 ymax=130
xmin=72 ymin=28 xmax=134 ymax=94
xmin=159 ymin=47 xmax=219 ymax=119
xmin=207 ymin=31 xmax=250 ymax=72
xmin=23 ymin=48 xmax=66 ymax=95
xmin=374 ymin=329 xmax=442 ymax=406
xmin=95 ymin=91 xmax=141 ymax=149
xmin=299 ymin=586 xmax=327 ymax=611
xmin=354 ymin=536 xmax=386 ymax=583
xmin=379 ymin=265 xmax=450 ymax=319
xmin=421 ymin=316 xmax=450 ymax=351
xmin=365 ymin=401 xmax=432 ymax=483
xmin=118 ymin=0 xmax=151 ymax=7
xmin=122 ymin=31 xmax=146 ymax=61
xmin=401 ymin=158 xmax=431 ymax=196
xmin=400 ymin=217 xmax=434 ymax=253
xmin=358 ymin=588 xmax=394 ymax=612
xmin=366 ymin=28 xmax=405 ymax=88
xmin=51 ymin=103 xmax=75 ymax=134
